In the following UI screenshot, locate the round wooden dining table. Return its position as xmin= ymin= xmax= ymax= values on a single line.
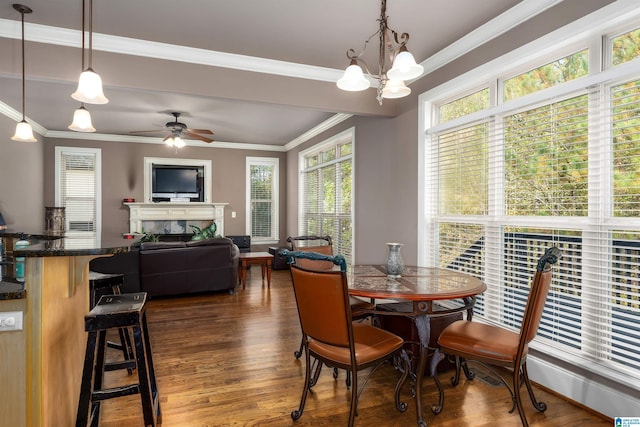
xmin=347 ymin=265 xmax=487 ymax=427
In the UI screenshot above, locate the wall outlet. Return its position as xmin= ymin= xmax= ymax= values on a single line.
xmin=0 ymin=311 xmax=23 ymax=331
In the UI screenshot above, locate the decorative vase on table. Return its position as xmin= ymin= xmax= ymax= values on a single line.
xmin=385 ymin=242 xmax=405 ymax=278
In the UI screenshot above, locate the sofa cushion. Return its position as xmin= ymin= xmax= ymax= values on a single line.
xmin=185 ymin=237 xmax=233 ymax=248
xmin=138 ymin=237 xmax=238 ymax=297
xmin=140 ymin=241 xmax=186 ymax=251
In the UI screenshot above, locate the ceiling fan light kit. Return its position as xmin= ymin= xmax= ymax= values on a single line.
xmin=11 ymin=3 xmax=37 ymax=142
xmin=130 ymin=112 xmax=214 ymax=149
xmin=336 ymin=0 xmax=423 ymax=105
xmin=166 ymin=136 xmax=186 ymax=148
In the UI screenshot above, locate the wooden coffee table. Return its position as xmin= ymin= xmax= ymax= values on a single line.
xmin=238 ymin=252 xmax=274 ymax=289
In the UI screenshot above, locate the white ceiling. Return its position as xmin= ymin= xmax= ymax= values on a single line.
xmin=0 ymin=0 xmax=553 ymax=148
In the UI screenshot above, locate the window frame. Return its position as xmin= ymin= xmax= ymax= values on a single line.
xmin=419 ymin=8 xmax=640 ymax=394
xmin=245 ymin=156 xmax=279 ymax=244
xmin=54 ymin=146 xmax=102 ymax=247
xmin=298 ymin=127 xmax=355 ymax=263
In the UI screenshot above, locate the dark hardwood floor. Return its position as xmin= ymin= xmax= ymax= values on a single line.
xmin=97 ymin=269 xmax=611 ymax=426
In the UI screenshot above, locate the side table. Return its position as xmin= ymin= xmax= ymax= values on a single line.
xmin=238 ymin=252 xmax=274 ymax=289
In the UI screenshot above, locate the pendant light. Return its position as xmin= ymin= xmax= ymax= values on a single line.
xmin=71 ymin=0 xmax=108 ymax=104
xmin=11 ymin=4 xmax=37 ymax=142
xmin=69 ymin=0 xmax=95 ymax=132
xmin=69 ymin=105 xmax=95 ymax=132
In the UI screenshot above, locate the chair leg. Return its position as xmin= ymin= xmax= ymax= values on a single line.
xmin=347 ymin=367 xmax=358 ymax=427
xmin=294 ymin=337 xmax=303 ymax=359
xmin=132 ymin=324 xmax=156 ymax=426
xmin=522 ymin=362 xmax=547 ymax=412
xmin=76 ymin=330 xmax=98 ymax=427
xmin=512 ymin=364 xmax=530 ymax=427
xmin=291 ymin=348 xmax=312 ymax=421
xmin=310 ymin=359 xmax=323 ymax=388
xmin=450 ymin=355 xmax=462 ymax=386
xmin=460 ymin=357 xmax=475 ymax=381
xmin=142 ymin=312 xmax=162 ymax=424
xmin=89 ymin=330 xmax=108 ymax=427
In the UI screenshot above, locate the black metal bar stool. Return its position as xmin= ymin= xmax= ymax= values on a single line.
xmin=89 ymin=271 xmax=135 ymax=370
xmin=76 ymin=292 xmax=161 ymax=427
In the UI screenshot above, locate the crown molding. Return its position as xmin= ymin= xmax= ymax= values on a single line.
xmin=0 ymin=99 xmax=47 ymax=136
xmin=418 ymin=0 xmax=564 ymax=76
xmin=284 ymin=113 xmax=352 ymax=151
xmin=1 ymin=0 xmax=562 ymax=85
xmin=0 ymin=0 xmax=569 ymax=149
xmin=0 ymin=18 xmax=341 ymax=83
xmin=44 ymin=129 xmax=287 ymax=151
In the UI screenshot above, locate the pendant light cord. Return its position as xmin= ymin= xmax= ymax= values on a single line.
xmin=82 ymin=0 xmax=85 ymax=70
xmin=88 ymin=0 xmax=93 ymax=69
xmin=20 ymin=8 xmax=26 ymax=120
xmin=80 ymin=0 xmax=86 ymax=109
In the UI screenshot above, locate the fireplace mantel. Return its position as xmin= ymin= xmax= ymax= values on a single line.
xmin=125 ymin=202 xmax=228 ymax=235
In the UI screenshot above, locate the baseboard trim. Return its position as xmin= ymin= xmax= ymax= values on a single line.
xmin=528 ymin=355 xmax=639 ymax=419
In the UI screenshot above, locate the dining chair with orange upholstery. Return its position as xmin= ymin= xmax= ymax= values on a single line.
xmin=283 ymin=249 xmax=410 ymax=427
xmin=431 ymin=246 xmax=562 ymax=427
xmin=286 ymin=236 xmax=375 ymax=363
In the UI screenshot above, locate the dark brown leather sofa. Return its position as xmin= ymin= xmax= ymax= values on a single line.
xmin=90 ymin=237 xmax=239 ymax=297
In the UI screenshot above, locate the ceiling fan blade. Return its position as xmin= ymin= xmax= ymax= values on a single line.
xmin=186 ymin=128 xmax=214 ymax=135
xmin=185 ymin=131 xmax=214 ymax=143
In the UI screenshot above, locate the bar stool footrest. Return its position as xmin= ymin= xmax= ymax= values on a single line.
xmin=107 ymin=340 xmax=125 ymax=350
xmin=104 ymin=360 xmax=137 ymax=372
xmin=92 ymin=384 xmax=140 ymax=402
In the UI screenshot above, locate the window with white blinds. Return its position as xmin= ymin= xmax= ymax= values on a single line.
xmin=55 ymin=147 xmax=101 ymax=248
xmin=246 ymin=157 xmax=278 ymax=243
xmin=298 ymin=129 xmax=354 ymax=263
xmin=422 ymin=24 xmax=640 ymax=387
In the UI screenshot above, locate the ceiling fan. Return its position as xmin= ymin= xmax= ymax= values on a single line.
xmin=130 ymin=112 xmax=214 ymax=143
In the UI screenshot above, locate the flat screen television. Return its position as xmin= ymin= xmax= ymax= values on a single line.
xmin=152 ymin=165 xmax=204 ymax=202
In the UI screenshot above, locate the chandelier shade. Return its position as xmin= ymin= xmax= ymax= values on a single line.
xmin=11 ymin=4 xmax=37 ymax=142
xmin=337 ymin=60 xmax=371 ymax=91
xmin=336 ymin=0 xmax=423 ymax=104
xmin=68 ymin=105 xmax=96 ymax=132
xmin=381 ymin=79 xmax=411 ymax=99
xmin=387 ymin=47 xmax=424 ymax=81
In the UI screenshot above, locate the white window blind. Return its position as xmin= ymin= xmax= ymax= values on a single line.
xmin=55 ymin=147 xmax=101 ymax=248
xmin=246 ymin=157 xmax=278 ymax=242
xmin=424 ymin=25 xmax=640 ymax=387
xmin=299 ymin=130 xmax=354 ymax=263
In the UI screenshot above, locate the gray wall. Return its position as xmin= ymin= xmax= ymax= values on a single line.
xmin=40 ymin=137 xmax=287 ymax=248
xmin=0 ymin=114 xmax=44 ymax=231
xmin=285 ymin=112 xmax=419 ymax=266
xmin=1 ymin=0 xmax=615 ymax=259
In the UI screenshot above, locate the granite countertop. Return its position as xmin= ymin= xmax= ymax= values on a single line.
xmin=12 ymin=237 xmax=134 ymax=258
xmin=1 ymin=231 xmax=138 ymax=301
xmin=0 ymin=279 xmax=26 ymax=301
xmin=0 ymin=229 xmax=66 ymax=240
